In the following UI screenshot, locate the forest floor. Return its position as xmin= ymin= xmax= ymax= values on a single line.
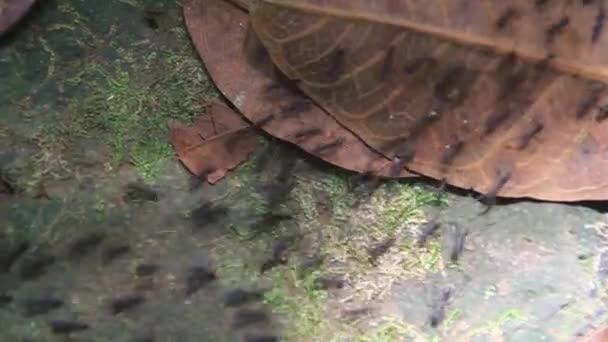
xmin=1 ymin=1 xmax=607 ymax=341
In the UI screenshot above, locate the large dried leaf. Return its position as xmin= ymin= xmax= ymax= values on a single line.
xmin=184 ymin=0 xmax=415 ymax=179
xmin=0 ymin=0 xmax=36 ymax=36
xmin=245 ymin=0 xmax=608 ymax=201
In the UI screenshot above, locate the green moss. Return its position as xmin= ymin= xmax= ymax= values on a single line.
xmin=443 ymin=308 xmax=462 ymax=328
xmin=468 ymin=308 xmax=529 ymax=338
xmin=42 ymin=45 xmax=217 ymax=182
xmin=207 ymin=163 xmax=445 ymax=341
xmin=353 ymin=317 xmax=415 ymax=342
xmin=264 ymin=269 xmax=330 ymax=340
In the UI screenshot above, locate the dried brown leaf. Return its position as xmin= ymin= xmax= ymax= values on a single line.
xmin=582 ymin=326 xmax=608 ymax=342
xmin=183 ymin=0 xmax=414 ymax=181
xmin=170 ymin=100 xmax=258 ymax=184
xmin=186 ymin=0 xmax=608 ymax=201
xmin=0 ymin=0 xmax=36 ymax=36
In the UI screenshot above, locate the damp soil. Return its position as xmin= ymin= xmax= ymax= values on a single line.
xmin=1 ymin=1 xmax=607 ymax=341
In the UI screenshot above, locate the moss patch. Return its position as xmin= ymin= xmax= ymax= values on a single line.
xmin=1 ymin=0 xmax=220 ymax=191
xmin=467 ymin=308 xmax=529 ymax=339
xmin=207 ymin=160 xmax=446 ymax=341
xmin=41 ymin=44 xmax=217 ymax=183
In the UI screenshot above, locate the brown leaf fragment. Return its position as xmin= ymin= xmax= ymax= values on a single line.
xmin=170 ymin=100 xmax=258 ymax=184
xmin=581 ymin=326 xmax=608 ymax=342
xmin=0 ymin=0 xmax=36 ymax=36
